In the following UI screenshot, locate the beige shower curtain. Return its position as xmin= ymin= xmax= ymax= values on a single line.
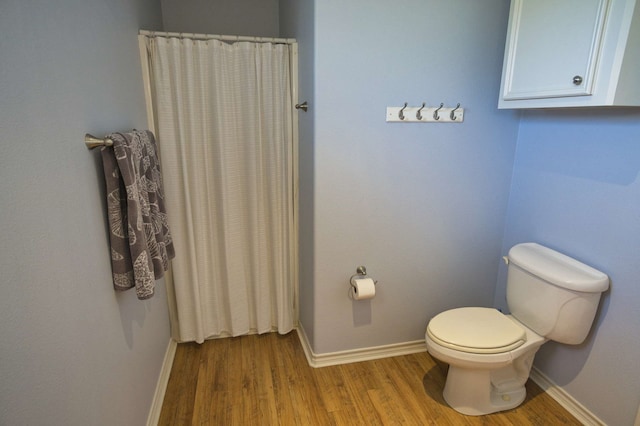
xmin=139 ymin=34 xmax=297 ymax=343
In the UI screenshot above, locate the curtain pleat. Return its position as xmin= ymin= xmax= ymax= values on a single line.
xmin=144 ymin=36 xmax=295 ymax=343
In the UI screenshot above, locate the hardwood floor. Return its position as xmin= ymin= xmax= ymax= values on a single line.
xmin=158 ymin=331 xmax=581 ymax=425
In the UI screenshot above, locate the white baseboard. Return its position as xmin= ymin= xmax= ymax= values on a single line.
xmin=296 ymin=325 xmax=426 ymax=368
xmin=147 ymin=338 xmax=177 ymax=426
xmin=530 ymin=367 xmax=605 ymax=426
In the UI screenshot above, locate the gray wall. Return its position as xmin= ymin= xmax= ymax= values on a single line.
xmin=161 ymin=0 xmax=279 ymax=37
xmin=282 ymin=1 xmax=637 ymax=423
xmin=0 ymin=1 xmax=169 ymax=425
xmin=279 ymin=0 xmax=316 ymax=352
xmin=308 ymin=0 xmax=519 ymax=353
xmin=497 ymin=109 xmax=640 ymax=426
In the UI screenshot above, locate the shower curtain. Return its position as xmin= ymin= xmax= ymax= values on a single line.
xmin=139 ymin=34 xmax=297 ymax=343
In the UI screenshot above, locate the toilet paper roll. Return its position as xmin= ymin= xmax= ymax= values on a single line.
xmin=352 ymin=277 xmax=376 ymax=300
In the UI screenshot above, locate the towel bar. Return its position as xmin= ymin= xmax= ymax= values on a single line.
xmin=85 ymin=133 xmax=113 ymax=150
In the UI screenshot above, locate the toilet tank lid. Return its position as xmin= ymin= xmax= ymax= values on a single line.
xmin=508 ymin=243 xmax=609 ymax=293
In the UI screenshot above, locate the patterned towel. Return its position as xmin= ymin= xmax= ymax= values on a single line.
xmin=101 ymin=130 xmax=175 ymax=299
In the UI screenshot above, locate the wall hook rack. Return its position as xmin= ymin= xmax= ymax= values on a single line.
xmin=386 ymin=102 xmax=464 ymax=123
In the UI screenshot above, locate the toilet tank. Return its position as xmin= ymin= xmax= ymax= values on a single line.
xmin=506 ymin=243 xmax=609 ymax=345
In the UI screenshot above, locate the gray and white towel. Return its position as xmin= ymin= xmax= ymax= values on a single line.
xmin=101 ymin=130 xmax=175 ymax=299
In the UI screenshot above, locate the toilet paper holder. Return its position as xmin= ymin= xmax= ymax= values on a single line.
xmin=349 ymin=266 xmax=377 ymax=289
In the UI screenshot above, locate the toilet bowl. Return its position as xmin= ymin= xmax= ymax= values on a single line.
xmin=425 ymin=307 xmax=546 ymax=415
xmin=425 ymin=243 xmax=609 ymax=416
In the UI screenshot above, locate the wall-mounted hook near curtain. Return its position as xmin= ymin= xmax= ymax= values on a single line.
xmin=433 ymin=103 xmax=444 ymax=121
xmin=399 ymin=102 xmax=408 ymax=120
xmin=450 ymin=103 xmax=461 ymax=120
xmin=416 ymin=102 xmax=426 ymax=120
xmin=295 ymin=101 xmax=308 ymax=112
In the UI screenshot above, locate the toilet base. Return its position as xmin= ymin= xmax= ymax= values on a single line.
xmin=443 ymin=365 xmax=527 ymax=416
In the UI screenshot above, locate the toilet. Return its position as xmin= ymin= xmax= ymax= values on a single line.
xmin=425 ymin=242 xmax=609 ymax=416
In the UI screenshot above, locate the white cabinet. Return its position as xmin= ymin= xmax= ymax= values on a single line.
xmin=498 ymin=0 xmax=640 ymax=108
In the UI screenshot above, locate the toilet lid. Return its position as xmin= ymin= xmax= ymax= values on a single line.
xmin=427 ymin=307 xmax=526 ymax=354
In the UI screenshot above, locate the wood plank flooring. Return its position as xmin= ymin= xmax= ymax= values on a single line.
xmin=158 ymin=331 xmax=581 ymax=425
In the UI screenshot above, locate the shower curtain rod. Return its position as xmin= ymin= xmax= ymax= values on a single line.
xmin=139 ymin=30 xmax=296 ymax=45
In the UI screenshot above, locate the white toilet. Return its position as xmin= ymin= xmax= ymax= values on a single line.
xmin=425 ymin=242 xmax=609 ymax=416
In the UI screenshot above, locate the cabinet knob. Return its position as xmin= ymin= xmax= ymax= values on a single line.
xmin=572 ymin=75 xmax=583 ymax=85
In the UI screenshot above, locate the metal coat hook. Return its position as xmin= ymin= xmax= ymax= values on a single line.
xmin=433 ymin=103 xmax=444 ymax=121
xmin=398 ymin=102 xmax=408 ymax=120
xmin=450 ymin=103 xmax=461 ymax=120
xmin=416 ymin=102 xmax=426 ymax=120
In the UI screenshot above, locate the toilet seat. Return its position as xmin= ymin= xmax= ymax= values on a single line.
xmin=427 ymin=307 xmax=526 ymax=354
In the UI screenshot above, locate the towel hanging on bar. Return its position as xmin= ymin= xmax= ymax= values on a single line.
xmin=100 ymin=130 xmax=175 ymax=299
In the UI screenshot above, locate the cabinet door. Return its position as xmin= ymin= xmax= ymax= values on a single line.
xmin=502 ymin=0 xmax=609 ymax=100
